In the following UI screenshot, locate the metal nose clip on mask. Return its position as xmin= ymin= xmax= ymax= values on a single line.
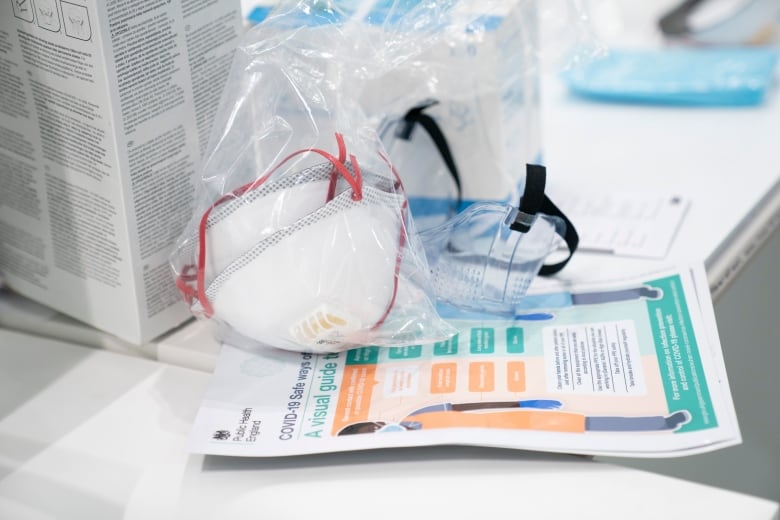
xmin=175 ymin=134 xmax=427 ymax=353
xmin=419 ymin=164 xmax=579 ymax=316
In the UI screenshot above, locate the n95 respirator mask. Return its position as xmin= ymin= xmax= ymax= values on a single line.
xmin=173 ymin=134 xmax=455 ymax=353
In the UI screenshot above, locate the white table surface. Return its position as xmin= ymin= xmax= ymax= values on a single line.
xmin=1 ymin=329 xmax=777 ymax=520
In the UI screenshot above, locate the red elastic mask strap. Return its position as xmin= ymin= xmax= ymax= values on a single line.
xmin=370 ymin=150 xmax=410 ymax=331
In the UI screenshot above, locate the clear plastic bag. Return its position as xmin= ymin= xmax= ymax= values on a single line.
xmin=360 ymin=0 xmax=601 ymax=230
xmin=172 ymin=128 xmax=456 ymax=353
xmin=422 ymin=205 xmax=565 ymax=315
xmin=170 ymin=0 xmax=589 ymax=353
xmin=363 ymin=0 xmax=543 ymax=231
xmin=420 ymin=164 xmax=578 ymax=317
xmin=169 ymin=0 xmax=478 ymax=352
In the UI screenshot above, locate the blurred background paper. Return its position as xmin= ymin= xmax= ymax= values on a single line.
xmin=550 ymin=189 xmax=690 ymax=259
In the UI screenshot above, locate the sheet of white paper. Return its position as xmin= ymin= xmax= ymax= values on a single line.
xmin=188 ymin=263 xmax=740 ymax=458
xmin=553 ymin=190 xmax=690 ymax=259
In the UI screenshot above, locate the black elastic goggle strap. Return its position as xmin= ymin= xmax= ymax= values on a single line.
xmin=511 ymin=163 xmax=546 ymax=232
xmin=396 ymin=100 xmax=462 ymax=205
xmin=511 ymin=164 xmax=579 ymax=276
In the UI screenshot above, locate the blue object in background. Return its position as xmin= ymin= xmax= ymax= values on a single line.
xmin=246 ymin=2 xmax=346 ymax=27
xmin=563 ymin=47 xmax=779 ymax=106
xmin=246 ymin=5 xmax=273 ymax=25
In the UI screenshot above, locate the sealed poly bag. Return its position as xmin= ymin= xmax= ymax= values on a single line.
xmin=170 ymin=0 xmax=585 ymax=353
xmin=363 ymin=0 xmax=543 ymax=230
xmin=167 ymin=0 xmax=466 ymax=353
xmin=173 ymin=129 xmax=455 ymax=353
xmin=421 ymin=164 xmax=578 ymax=317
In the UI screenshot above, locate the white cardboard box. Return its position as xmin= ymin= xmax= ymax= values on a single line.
xmin=0 ymin=0 xmax=243 ymax=344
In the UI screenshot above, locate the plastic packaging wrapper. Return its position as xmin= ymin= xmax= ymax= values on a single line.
xmin=420 ymin=164 xmax=578 ymax=317
xmin=169 ymin=1 xmax=460 ymax=353
xmin=369 ymin=0 xmax=600 ymax=230
xmin=171 ymin=0 xmax=591 ymax=353
xmin=423 ymin=208 xmax=564 ymax=314
xmin=365 ymin=0 xmax=542 ymax=231
xmin=172 ymin=126 xmax=460 ymax=353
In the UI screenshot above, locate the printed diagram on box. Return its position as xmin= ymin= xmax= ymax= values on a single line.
xmin=9 ymin=0 xmax=91 ymax=41
xmin=12 ymin=0 xmax=35 ymax=22
xmin=35 ymin=0 xmax=60 ymax=32
xmin=61 ymin=1 xmax=90 ymax=41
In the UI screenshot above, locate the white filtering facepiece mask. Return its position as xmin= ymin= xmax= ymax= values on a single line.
xmin=176 ymin=134 xmax=429 ymax=353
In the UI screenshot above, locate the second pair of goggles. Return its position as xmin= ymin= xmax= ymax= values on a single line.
xmin=420 ymin=163 xmax=579 ymax=316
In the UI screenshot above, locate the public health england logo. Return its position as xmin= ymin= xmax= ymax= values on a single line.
xmin=213 ymin=430 xmax=231 ymax=441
